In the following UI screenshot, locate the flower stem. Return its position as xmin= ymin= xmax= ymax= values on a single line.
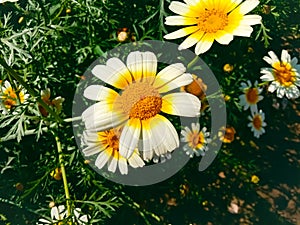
xmin=0 ymin=58 xmax=63 ymax=123
xmin=55 ymin=135 xmax=72 ymax=216
xmin=187 ymin=55 xmax=199 ymax=69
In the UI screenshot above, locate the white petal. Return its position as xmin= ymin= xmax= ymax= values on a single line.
xmin=169 ymin=1 xmax=199 ymax=17
xmin=164 ymin=26 xmax=199 ymax=40
xmin=281 ymin=50 xmax=291 ymax=63
xmin=141 ymin=120 xmax=154 ymax=160
xmin=119 ymin=118 xmax=141 ymax=159
xmin=82 ymin=102 xmax=127 ymax=131
xmin=95 ymin=151 xmax=110 ymax=169
xmin=161 ymin=93 xmax=201 ymax=117
xmin=215 ymin=31 xmax=234 ymax=45
xmin=157 ymin=73 xmax=193 ymax=93
xmin=126 ymin=51 xmax=143 ymax=81
xmin=165 ymin=16 xmax=198 ymax=26
xmin=268 ymin=82 xmax=277 ymax=93
xmin=82 ymin=144 xmax=104 ymax=156
xmin=92 ymin=58 xmax=131 ymax=90
xmin=149 ymin=115 xmax=179 ymax=155
xmin=232 ymin=25 xmax=253 ymax=37
xmin=128 ymin=152 xmax=145 ymax=168
xmin=238 ymin=0 xmax=260 ymax=15
xmin=142 ymin=51 xmax=157 ymax=82
xmin=107 ymin=157 xmax=118 ymax=173
xmin=84 ymin=85 xmax=119 ymax=102
xmin=118 ymin=157 xmax=128 ymax=175
xmin=241 ymin=15 xmax=262 ymax=25
xmin=195 ymin=35 xmax=214 ymax=55
xmin=179 ymin=30 xmax=205 ymax=50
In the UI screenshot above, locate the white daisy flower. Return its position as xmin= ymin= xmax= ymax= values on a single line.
xmin=37 ymin=205 xmax=89 ymax=225
xmin=247 ymin=109 xmax=267 ymax=138
xmin=239 ymin=80 xmax=263 ymax=114
xmin=164 ymin=0 xmax=262 ymax=54
xmin=0 ymin=80 xmax=29 ymax=114
xmin=260 ymin=49 xmax=300 ymax=99
xmin=0 ymin=0 xmax=19 ymax=3
xmin=82 ymin=127 xmax=145 ymax=175
xmin=82 ymin=51 xmax=201 ymax=161
xmin=181 ymin=123 xmax=211 ymax=157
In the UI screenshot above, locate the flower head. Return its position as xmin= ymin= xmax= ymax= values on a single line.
xmin=82 ymin=127 xmax=145 ymax=175
xmin=239 ymin=80 xmax=263 ymax=114
xmin=251 ymin=175 xmax=260 ymax=183
xmin=260 ymin=50 xmax=300 ymax=99
xmin=223 ymin=63 xmax=234 ymax=72
xmin=82 ymin=51 xmax=201 ymax=161
xmin=248 ymin=109 xmax=266 ymax=138
xmin=0 ymin=0 xmax=18 ymax=3
xmin=181 ymin=123 xmax=210 ymax=157
xmin=0 ymin=80 xmax=28 ymax=113
xmin=180 ymin=74 xmax=207 ymax=100
xmin=164 ymin=0 xmax=262 ymax=54
xmin=39 ymin=88 xmax=64 ymax=117
xmin=37 ymin=205 xmax=89 ymax=225
xmin=218 ymin=126 xmax=236 ymax=143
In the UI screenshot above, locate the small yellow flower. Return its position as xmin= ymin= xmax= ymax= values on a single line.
xmin=219 ymin=126 xmax=236 ymax=143
xmin=224 ymin=95 xmax=231 ymax=102
xmin=15 ymin=182 xmax=24 ymax=191
xmin=223 ymin=64 xmax=233 ymax=72
xmin=66 ymin=8 xmax=71 ymax=14
xmin=251 ymin=175 xmax=260 ymax=183
xmin=50 ymin=168 xmax=62 ymax=180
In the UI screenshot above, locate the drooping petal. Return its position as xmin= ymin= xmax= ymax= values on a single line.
xmin=161 ymin=93 xmax=201 ymax=117
xmin=128 ymin=151 xmax=145 ymax=168
xmin=119 ymin=118 xmax=141 ymax=159
xmin=107 ymin=156 xmax=118 ymax=173
xmin=82 ymin=143 xmax=104 ymax=156
xmin=84 ymin=85 xmax=119 ymax=102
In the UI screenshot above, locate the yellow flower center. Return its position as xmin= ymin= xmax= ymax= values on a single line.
xmin=272 ymin=62 xmax=296 ymax=87
xmin=2 ymin=86 xmax=25 ymax=109
xmin=116 ymin=81 xmax=162 ymax=120
xmin=197 ymin=9 xmax=229 ymax=33
xmin=99 ymin=129 xmax=120 ymax=150
xmin=189 ymin=131 xmax=205 ymax=149
xmin=252 ymin=115 xmax=262 ymax=130
xmin=245 ymin=88 xmax=259 ymax=104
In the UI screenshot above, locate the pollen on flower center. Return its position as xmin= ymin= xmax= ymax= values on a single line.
xmin=245 ymin=88 xmax=259 ymax=104
xmin=189 ymin=132 xmax=204 ymax=148
xmin=252 ymin=115 xmax=262 ymax=129
xmin=273 ymin=62 xmax=296 ymax=87
xmin=197 ymin=9 xmax=229 ymax=33
xmin=115 ymin=81 xmax=162 ymax=120
xmin=99 ymin=129 xmax=120 ymax=150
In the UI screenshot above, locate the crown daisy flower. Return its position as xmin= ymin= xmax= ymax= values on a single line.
xmin=0 ymin=80 xmax=29 ymax=113
xmin=82 ymin=127 xmax=145 ymax=175
xmin=37 ymin=205 xmax=89 ymax=225
xmin=218 ymin=126 xmax=236 ymax=143
xmin=248 ymin=109 xmax=266 ymax=138
xmin=181 ymin=123 xmax=211 ymax=157
xmin=164 ymin=0 xmax=262 ymax=55
xmin=82 ymin=51 xmax=201 ymax=161
xmin=39 ymin=88 xmax=64 ymax=117
xmin=260 ymin=50 xmax=300 ymax=99
xmin=239 ymin=80 xmax=263 ymax=114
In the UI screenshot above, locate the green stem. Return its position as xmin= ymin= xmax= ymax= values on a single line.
xmin=0 ymin=58 xmax=63 ymax=123
xmin=55 ymin=135 xmax=71 ymax=216
xmin=187 ymin=55 xmax=199 ymax=69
